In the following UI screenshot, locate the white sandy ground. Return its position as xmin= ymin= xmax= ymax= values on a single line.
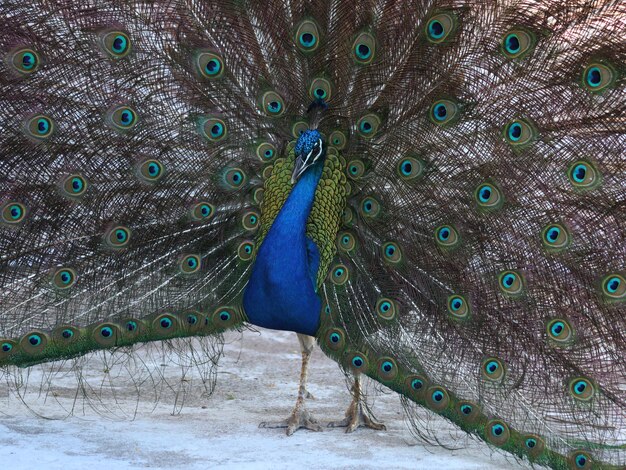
xmin=0 ymin=329 xmax=542 ymax=470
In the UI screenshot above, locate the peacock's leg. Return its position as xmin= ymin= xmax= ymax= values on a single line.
xmin=259 ymin=333 xmax=323 ymax=436
xmin=327 ymin=373 xmax=386 ymax=433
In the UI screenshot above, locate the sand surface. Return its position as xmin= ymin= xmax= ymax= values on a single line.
xmin=0 ymin=329 xmax=537 ymax=469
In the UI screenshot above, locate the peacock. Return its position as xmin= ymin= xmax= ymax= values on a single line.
xmin=1 ymin=0 xmax=625 ymax=468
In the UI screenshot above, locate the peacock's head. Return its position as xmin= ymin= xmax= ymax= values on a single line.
xmin=292 ymin=129 xmax=325 ymax=184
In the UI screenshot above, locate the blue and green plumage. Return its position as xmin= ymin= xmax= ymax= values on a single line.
xmin=1 ymin=0 xmax=625 ymax=468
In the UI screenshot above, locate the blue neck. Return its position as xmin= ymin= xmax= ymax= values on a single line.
xmin=242 ymin=162 xmax=324 ymax=336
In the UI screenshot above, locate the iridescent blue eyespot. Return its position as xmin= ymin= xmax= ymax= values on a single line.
xmin=432 ymin=390 xmax=444 ymax=402
xmin=433 ymin=103 xmax=447 ymax=121
xmin=109 ymin=106 xmax=138 ymax=130
xmin=352 ymin=356 xmax=364 ymax=367
xmin=574 ymin=453 xmax=590 ymax=468
xmin=504 ymin=119 xmax=535 ymax=146
xmin=295 ymin=20 xmax=320 ymax=52
xmin=352 ymin=33 xmax=376 ymax=64
xmin=62 ymin=329 xmax=74 ymax=339
xmin=126 ymin=321 xmax=138 ymax=332
xmin=602 ymin=274 xmax=625 ymax=300
xmin=461 ymin=404 xmax=472 ymax=415
xmin=2 ymin=202 xmax=26 ymax=224
xmin=569 ymin=377 xmax=594 ymax=401
xmin=10 ymin=48 xmax=41 ymax=74
xmin=160 ymin=318 xmax=172 ymax=329
xmin=501 ymin=29 xmax=534 ymax=59
xmin=525 ymin=438 xmax=537 ymax=448
xmin=101 ymin=31 xmax=131 ymax=58
xmin=492 ymin=424 xmax=504 ymax=436
xmin=330 ymin=332 xmax=340 ymax=343
xmin=505 ymin=34 xmax=520 ymax=54
xmin=382 ymin=361 xmax=393 ymax=372
xmin=28 ymin=334 xmax=42 ymax=346
xmin=100 ymin=327 xmax=113 ymax=338
xmin=498 ymin=270 xmax=523 ymax=295
xmin=1 ymin=343 xmax=12 ymax=352
xmin=482 ymin=357 xmax=505 ymax=381
xmin=53 ymin=268 xmax=77 ymax=289
xmin=411 ymin=379 xmax=423 ymax=390
xmin=261 ymin=91 xmax=285 ymax=116
xmin=508 ymin=123 xmax=522 ymax=141
xmin=426 ymin=13 xmax=456 ymax=43
xmin=547 ymin=319 xmax=574 ymax=344
xmin=582 ymin=63 xmax=615 ymax=92
xmin=447 ymin=294 xmax=469 ymax=319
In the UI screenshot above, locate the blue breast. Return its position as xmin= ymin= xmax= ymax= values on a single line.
xmin=242 ymin=162 xmax=323 ymax=336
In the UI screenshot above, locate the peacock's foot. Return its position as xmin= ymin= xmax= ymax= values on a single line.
xmin=259 ymin=405 xmax=323 ymax=436
xmin=327 ymin=400 xmax=386 ymax=433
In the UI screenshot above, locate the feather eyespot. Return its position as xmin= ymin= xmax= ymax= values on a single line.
xmin=237 ymin=241 xmax=255 ymax=261
xmin=179 ymin=254 xmax=201 ymax=274
xmin=602 ymin=274 xmax=625 ymax=300
xmin=522 ymin=435 xmax=545 ymax=458
xmin=426 ymin=13 xmax=457 ymax=44
xmin=108 ymin=105 xmax=138 ymax=130
xmin=447 ymin=294 xmax=469 ymax=319
xmin=224 ymin=168 xmax=246 ymax=189
xmin=62 ymin=174 xmax=87 ymax=197
xmin=475 ymin=183 xmax=503 ymax=209
xmin=201 ymin=117 xmax=227 ymax=142
xmin=309 ymin=77 xmax=332 ymax=102
xmin=330 ymin=264 xmax=349 ymax=285
xmin=570 ymin=451 xmax=592 ymax=469
xmin=376 ymin=298 xmax=397 ymax=321
xmin=567 ymin=161 xmax=600 ymax=190
xmin=405 ymin=375 xmax=427 ymax=399
xmin=546 ymin=319 xmax=574 ymax=344
xmin=2 ymin=202 xmax=27 ymax=224
xmin=212 ymin=307 xmax=238 ymax=329
xmin=337 ymin=231 xmax=356 ymax=252
xmin=295 ymin=20 xmax=320 ymax=52
xmin=329 ymin=130 xmax=347 ymax=150
xmin=261 ymin=91 xmax=285 ymax=116
xmin=138 ymin=159 xmax=164 ymax=183
xmin=346 ymin=159 xmax=365 ymax=179
xmin=191 ymin=202 xmax=215 ymax=222
xmin=360 ymin=196 xmax=381 ymax=217
xmin=486 ymin=420 xmax=510 ymax=446
xmin=325 ymin=328 xmax=345 ymax=352
xmin=504 ymin=119 xmax=535 ymax=146
xmin=426 ymin=386 xmax=449 ymax=410
xmin=352 ymin=32 xmax=376 ymax=64
xmin=347 ymin=352 xmax=368 ymax=372
xmin=430 ymin=99 xmax=458 ymax=125
xmin=241 ymin=211 xmax=259 ymax=231
xmin=52 ymin=268 xmax=77 ymax=289
xmin=377 ymin=358 xmax=397 ymax=381
xmin=382 ymin=242 xmax=402 ymax=264
xmin=458 ymin=402 xmax=480 ymax=422
xmin=397 ymin=156 xmax=423 ymax=180
xmin=582 ymin=62 xmax=616 ymax=92
xmin=482 ymin=357 xmax=505 ymax=382
xmin=196 ymin=51 xmax=224 ymax=78
xmin=357 ymin=114 xmax=380 ymax=137
xmin=101 ymin=31 xmax=131 ymax=58
xmin=501 ymin=29 xmax=535 ymax=59
xmin=25 ymin=114 xmax=54 ymax=139
xmin=498 ymin=270 xmax=524 ymax=296
xmin=9 ymin=47 xmax=40 ymax=74
xmin=256 ymin=142 xmax=277 ymax=162
xmin=541 ymin=223 xmax=570 ymax=251
xmin=435 ymin=224 xmax=459 ymax=249
xmin=106 ymin=226 xmax=131 ymax=249
xmin=291 ymin=121 xmax=309 ymax=138
xmin=569 ymin=377 xmax=595 ymax=401
xmin=20 ymin=331 xmax=48 ymax=354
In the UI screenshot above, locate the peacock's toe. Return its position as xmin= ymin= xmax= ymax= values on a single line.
xmin=327 ymin=400 xmax=386 ymax=433
xmin=259 ymin=406 xmax=323 ymax=436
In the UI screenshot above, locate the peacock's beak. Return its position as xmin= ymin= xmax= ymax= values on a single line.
xmin=291 ymin=157 xmax=309 ymax=184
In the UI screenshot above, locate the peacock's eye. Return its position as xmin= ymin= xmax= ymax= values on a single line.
xmin=25 ymin=114 xmax=54 ymax=139
xmin=261 ymin=91 xmax=285 ymax=116
xmin=482 ymin=358 xmax=505 ymax=381
xmin=2 ymin=202 xmax=27 ymax=224
xmin=53 ymin=268 xmax=77 ymax=289
xmin=179 ymin=254 xmax=201 ymax=274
